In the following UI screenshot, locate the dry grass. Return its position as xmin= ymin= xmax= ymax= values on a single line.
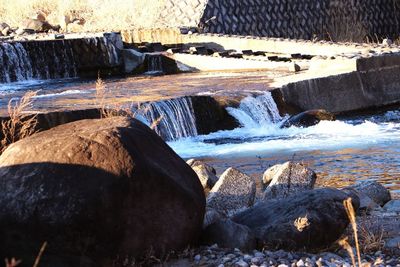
xmin=95 ymin=76 xmax=162 ymax=130
xmin=0 ymin=0 xmax=165 ymax=32
xmin=1 ymin=91 xmax=38 ymax=154
xmin=4 ymin=258 xmax=21 ymax=267
xmin=357 ymin=217 xmax=386 ymax=254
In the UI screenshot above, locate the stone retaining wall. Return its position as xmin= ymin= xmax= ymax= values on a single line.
xmin=154 ymin=0 xmax=400 ymax=42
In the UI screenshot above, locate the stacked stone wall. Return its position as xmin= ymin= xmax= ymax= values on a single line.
xmin=199 ymin=0 xmax=400 ymax=41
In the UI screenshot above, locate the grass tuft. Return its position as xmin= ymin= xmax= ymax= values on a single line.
xmin=1 ymin=91 xmax=38 ymax=154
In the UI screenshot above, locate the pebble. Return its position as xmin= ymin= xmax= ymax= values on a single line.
xmin=180 ymin=245 xmax=400 ymax=267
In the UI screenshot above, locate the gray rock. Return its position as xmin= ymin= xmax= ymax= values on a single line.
xmin=202 ymin=219 xmax=256 ymax=251
xmin=0 ymin=22 xmax=11 ymax=36
xmin=342 ymin=188 xmax=381 ymax=213
xmin=187 ymin=159 xmax=218 ymax=190
xmin=382 ymin=38 xmax=393 ymax=46
xmin=384 ymin=236 xmax=400 ymax=255
xmin=262 ymin=163 xmax=282 ymax=185
xmin=203 ymin=208 xmax=223 ymax=229
xmin=187 ymin=159 xmax=217 ymax=174
xmin=121 ymin=49 xmax=145 ymax=73
xmin=347 ymin=181 xmax=391 ymax=206
xmin=207 ymin=168 xmax=256 ymax=216
xmin=232 ymin=188 xmax=360 ymax=251
xmin=263 ymin=162 xmax=317 ymax=200
xmin=383 ymin=200 xmax=400 ymax=213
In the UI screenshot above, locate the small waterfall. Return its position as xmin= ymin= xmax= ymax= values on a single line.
xmin=146 ymin=54 xmax=164 ymax=74
xmin=0 ymin=43 xmax=33 ymax=83
xmin=227 ymin=92 xmax=283 ymax=128
xmin=0 ymin=41 xmax=77 ymax=83
xmin=142 ymin=97 xmax=198 ymax=141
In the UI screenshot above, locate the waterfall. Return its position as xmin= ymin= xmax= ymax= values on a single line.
xmin=142 ymin=97 xmax=198 ymax=141
xmin=146 ymin=54 xmax=164 ymax=74
xmin=0 ymin=43 xmax=33 ymax=83
xmin=0 ymin=41 xmax=77 ymax=83
xmin=227 ymin=92 xmax=283 ymax=128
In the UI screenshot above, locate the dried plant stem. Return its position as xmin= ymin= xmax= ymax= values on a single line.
xmin=339 ymin=237 xmax=356 ymax=267
xmin=343 ymin=198 xmax=362 ymax=267
xmin=33 ymin=242 xmax=47 ymax=267
xmin=1 ymin=91 xmax=38 ymax=153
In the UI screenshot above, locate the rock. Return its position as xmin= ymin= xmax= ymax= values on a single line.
xmin=23 ymin=19 xmax=53 ymax=32
xmin=342 ymin=188 xmax=381 ymax=213
xmin=384 ymin=236 xmax=400 ymax=255
xmin=289 ymin=63 xmax=301 ymax=72
xmin=203 ymin=208 xmax=223 ymax=229
xmin=280 ymin=109 xmax=335 ymax=128
xmin=382 ymin=38 xmax=393 ymax=46
xmin=31 ymin=10 xmax=47 ymax=22
xmin=187 ymin=159 xmax=216 ymax=174
xmin=67 ymin=21 xmax=84 ymax=32
xmin=59 ymin=15 xmax=71 ymax=31
xmin=202 ymin=219 xmax=256 ymax=251
xmin=0 ymin=117 xmax=205 ymax=264
xmin=207 ymin=168 xmax=256 ymax=216
xmin=0 ymin=22 xmax=11 ymax=36
xmin=263 ymin=162 xmax=317 ymax=200
xmin=262 ymin=163 xmax=282 ymax=185
xmin=187 ymin=159 xmax=218 ymax=190
xmin=383 ymin=200 xmax=400 ymax=212
xmin=346 ymin=181 xmax=391 ymax=206
xmin=122 ymin=49 xmax=145 ymax=73
xmin=232 ymin=188 xmax=360 ymax=251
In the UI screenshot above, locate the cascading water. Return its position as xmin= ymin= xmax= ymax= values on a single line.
xmin=142 ymin=97 xmax=198 ymax=141
xmin=146 ymin=54 xmax=164 ymax=74
xmin=0 ymin=41 xmax=77 ymax=83
xmin=226 ymin=92 xmax=283 ymax=128
xmin=0 ymin=43 xmax=33 ymax=83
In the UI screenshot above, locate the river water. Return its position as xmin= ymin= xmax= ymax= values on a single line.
xmin=0 ymin=73 xmax=399 ymax=195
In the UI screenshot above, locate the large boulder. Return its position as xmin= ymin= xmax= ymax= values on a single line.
xmin=346 ymin=181 xmax=391 ymax=206
xmin=280 ymin=109 xmax=335 ymax=128
xmin=187 ymin=159 xmax=219 ymax=191
xmin=0 ymin=117 xmax=205 ymax=265
xmin=232 ymin=188 xmax=360 ymax=251
xmin=263 ymin=162 xmax=317 ymax=200
xmin=207 ymin=168 xmax=256 ymax=216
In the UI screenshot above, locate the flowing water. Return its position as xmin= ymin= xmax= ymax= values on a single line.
xmin=168 ymin=93 xmax=400 ymax=194
xmin=0 ymin=72 xmax=399 ymax=194
xmin=0 ymin=41 xmax=77 ymax=83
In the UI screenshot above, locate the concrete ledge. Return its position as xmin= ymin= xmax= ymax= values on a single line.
xmin=167 ymin=53 xmax=299 ymax=72
xmin=277 ymin=66 xmax=400 ymax=113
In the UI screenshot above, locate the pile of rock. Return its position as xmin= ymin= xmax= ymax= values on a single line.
xmin=185 ymin=159 xmax=398 ymax=258
xmin=0 ymin=11 xmax=86 ymax=38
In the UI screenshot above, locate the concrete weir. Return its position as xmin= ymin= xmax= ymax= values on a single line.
xmin=0 ymin=32 xmax=122 ymax=82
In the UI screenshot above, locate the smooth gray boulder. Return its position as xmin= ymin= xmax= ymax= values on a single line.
xmin=187 ymin=159 xmax=218 ymax=190
xmin=207 ymin=168 xmax=256 ymax=216
xmin=347 ymin=181 xmax=391 ymax=206
xmin=201 ymin=219 xmax=256 ymax=250
xmin=232 ymin=188 xmax=360 ymax=251
xmin=263 ymin=162 xmax=317 ymax=200
xmin=122 ymin=49 xmax=145 ymax=73
xmin=383 ymin=200 xmax=400 ymax=213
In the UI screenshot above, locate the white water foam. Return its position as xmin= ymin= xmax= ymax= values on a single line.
xmin=168 ymin=92 xmax=400 ymax=158
xmin=32 ymin=90 xmax=90 ymax=99
xmin=168 ymin=120 xmax=400 ymax=158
